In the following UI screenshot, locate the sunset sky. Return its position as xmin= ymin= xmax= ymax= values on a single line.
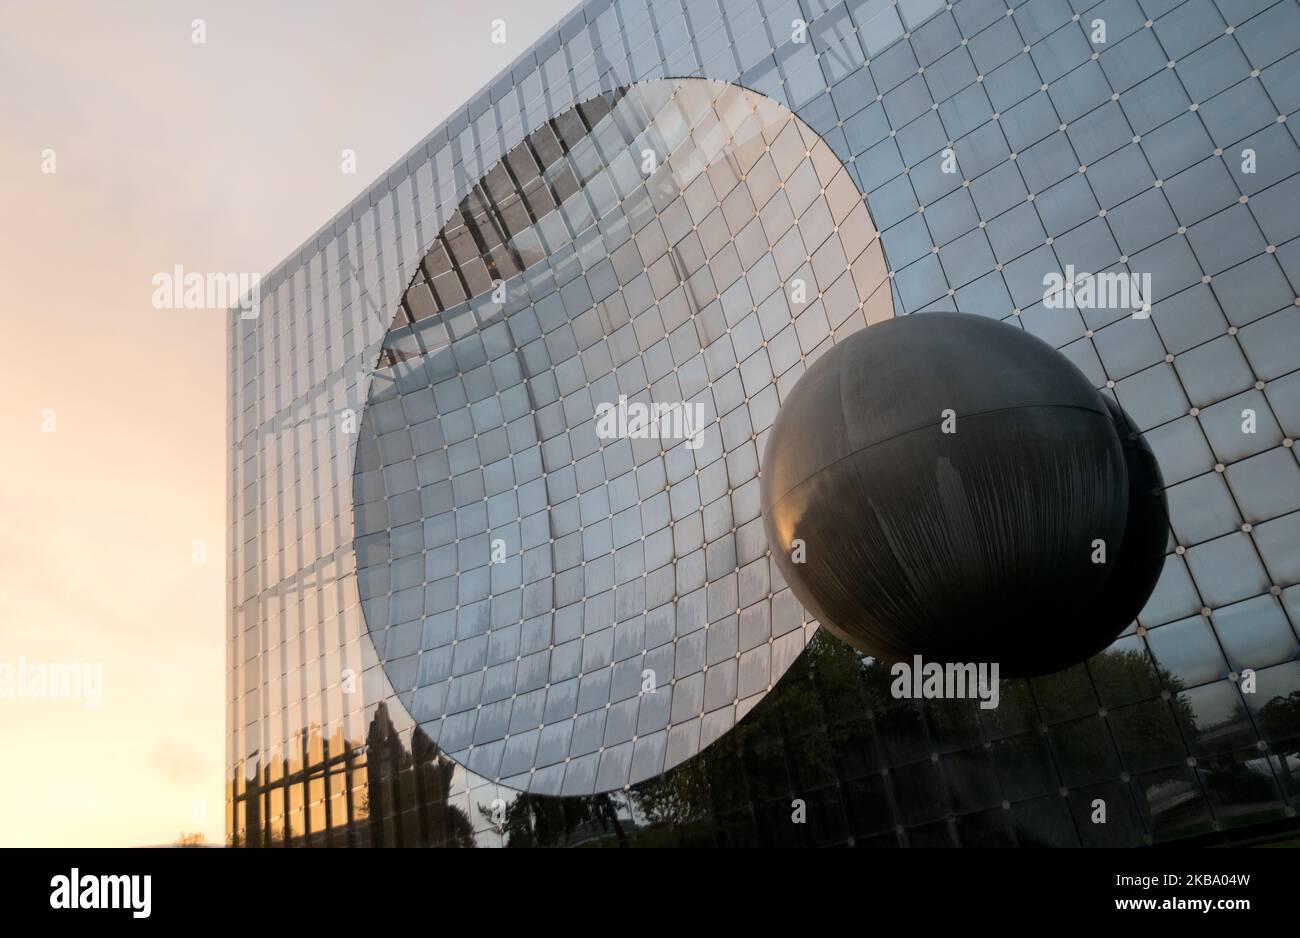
xmin=0 ymin=0 xmax=576 ymax=847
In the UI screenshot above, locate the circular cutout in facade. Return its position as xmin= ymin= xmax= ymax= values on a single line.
xmin=352 ymin=78 xmax=892 ymax=796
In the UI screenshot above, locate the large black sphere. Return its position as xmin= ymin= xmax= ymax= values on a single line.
xmin=760 ymin=312 xmax=1168 ymax=677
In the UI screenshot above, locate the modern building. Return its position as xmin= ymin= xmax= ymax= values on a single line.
xmin=228 ymin=0 xmax=1300 ymax=846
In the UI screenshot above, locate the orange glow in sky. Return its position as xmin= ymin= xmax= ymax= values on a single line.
xmin=0 ymin=0 xmax=577 ymax=847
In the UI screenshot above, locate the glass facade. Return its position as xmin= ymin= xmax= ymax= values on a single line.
xmin=229 ymin=0 xmax=1300 ymax=846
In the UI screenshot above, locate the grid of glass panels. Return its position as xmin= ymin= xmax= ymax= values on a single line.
xmin=353 ymin=78 xmax=890 ymax=795
xmin=229 ymin=0 xmax=1300 ymax=846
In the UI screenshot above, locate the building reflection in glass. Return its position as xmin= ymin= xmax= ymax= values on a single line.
xmin=228 ymin=0 xmax=1300 ymax=847
xmin=229 ymin=630 xmax=1300 ymax=846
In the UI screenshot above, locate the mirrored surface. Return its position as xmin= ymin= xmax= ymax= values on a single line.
xmin=228 ymin=0 xmax=1300 ymax=847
